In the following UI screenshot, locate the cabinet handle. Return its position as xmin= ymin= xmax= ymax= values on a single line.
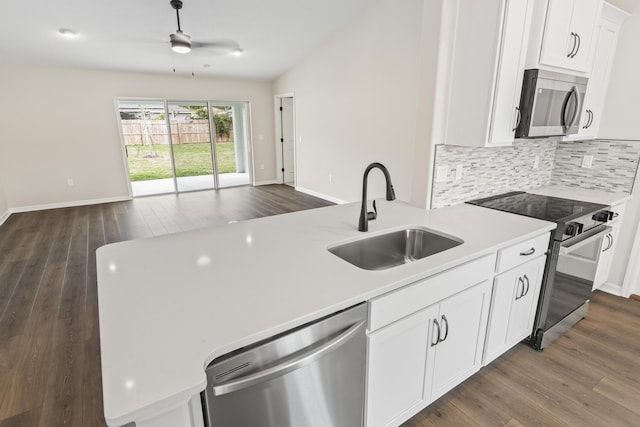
xmin=523 ymin=274 xmax=530 ymax=297
xmin=515 ymin=276 xmax=525 ymax=300
xmin=431 ymin=318 xmax=441 ymax=347
xmin=586 ymin=110 xmax=594 ymax=128
xmin=512 ymin=107 xmax=521 ymax=132
xmin=572 ymin=32 xmax=581 ymax=58
xmin=519 ymin=248 xmax=535 ymax=256
xmin=440 ymin=315 xmax=449 ymax=343
xmin=567 ymin=32 xmax=578 ymax=58
xmin=603 ymin=233 xmax=613 ymax=252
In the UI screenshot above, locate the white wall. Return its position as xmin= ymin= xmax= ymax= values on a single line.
xmin=0 ymin=64 xmax=276 ymax=210
xmin=272 ymin=0 xmax=435 ymax=203
xmin=598 ymin=3 xmax=640 ymax=295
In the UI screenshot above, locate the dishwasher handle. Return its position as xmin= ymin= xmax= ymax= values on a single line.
xmin=210 ymin=320 xmax=366 ymax=396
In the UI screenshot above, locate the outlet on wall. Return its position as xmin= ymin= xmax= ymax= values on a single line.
xmin=581 ymin=155 xmax=594 ymax=169
xmin=67 ymin=178 xmax=74 ymax=187
xmin=533 ymin=155 xmax=540 ymax=169
xmin=455 ymin=164 xmax=464 ymax=180
xmin=435 ymin=165 xmax=448 ymax=183
xmin=329 ymin=174 xmax=333 ymax=182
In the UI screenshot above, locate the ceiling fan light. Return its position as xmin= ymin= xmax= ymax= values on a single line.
xmin=170 ymin=31 xmax=191 ymax=54
xmin=231 ymin=47 xmax=244 ymax=56
xmin=172 ymin=43 xmax=191 ymax=54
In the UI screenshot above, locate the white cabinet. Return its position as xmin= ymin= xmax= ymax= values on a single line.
xmin=537 ymin=0 xmax=603 ymax=73
xmin=593 ymin=200 xmax=627 ymax=291
xmin=366 ymin=306 xmax=436 ymax=427
xmin=365 ymin=255 xmax=495 ymax=427
xmin=444 ymin=0 xmax=533 ymax=147
xmin=484 ymin=255 xmax=546 ymax=365
xmin=428 ymin=282 xmax=491 ymax=402
xmin=567 ymin=2 xmax=630 ymax=140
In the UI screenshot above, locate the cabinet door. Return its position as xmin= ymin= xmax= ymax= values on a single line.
xmin=428 ymin=281 xmax=490 ymax=402
xmin=593 ymin=225 xmax=618 ymax=291
xmin=489 ymin=0 xmax=533 ymax=145
xmin=365 ymin=306 xmax=437 ymax=427
xmin=540 ymin=0 xmax=601 ymax=72
xmin=504 ymin=256 xmax=545 ymax=345
xmin=576 ymin=18 xmax=619 ymax=139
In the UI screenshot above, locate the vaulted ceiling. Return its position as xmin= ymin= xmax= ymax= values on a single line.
xmin=0 ymin=0 xmax=379 ymax=80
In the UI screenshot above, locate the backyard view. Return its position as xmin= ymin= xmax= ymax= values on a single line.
xmin=126 ymin=142 xmax=237 ymax=181
xmin=117 ymin=100 xmax=251 ymax=196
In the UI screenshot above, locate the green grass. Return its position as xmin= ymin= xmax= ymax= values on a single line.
xmin=126 ymin=142 xmax=238 ymax=181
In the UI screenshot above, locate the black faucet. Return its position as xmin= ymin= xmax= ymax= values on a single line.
xmin=358 ymin=162 xmax=396 ymax=232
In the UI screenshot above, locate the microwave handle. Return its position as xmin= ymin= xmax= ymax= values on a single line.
xmin=562 ymin=86 xmax=581 ymax=132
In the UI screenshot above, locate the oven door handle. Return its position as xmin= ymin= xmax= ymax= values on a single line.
xmin=559 ymin=226 xmax=612 ymax=255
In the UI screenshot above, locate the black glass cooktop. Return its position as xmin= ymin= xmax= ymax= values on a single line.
xmin=466 ymin=191 xmax=607 ymax=223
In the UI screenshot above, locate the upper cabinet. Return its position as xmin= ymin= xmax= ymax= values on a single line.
xmin=566 ymin=2 xmax=630 ymax=140
xmin=443 ymin=0 xmax=534 ymax=148
xmin=535 ymin=0 xmax=603 ymax=73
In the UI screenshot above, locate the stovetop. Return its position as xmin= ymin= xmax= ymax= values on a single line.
xmin=466 ymin=191 xmax=608 ymax=223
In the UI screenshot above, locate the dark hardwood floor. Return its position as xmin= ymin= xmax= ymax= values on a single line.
xmin=0 ymin=185 xmax=333 ymax=427
xmin=1 ymin=184 xmax=639 ymax=426
xmin=403 ymin=291 xmax=640 ymax=427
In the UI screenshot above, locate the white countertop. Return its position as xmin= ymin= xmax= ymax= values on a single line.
xmin=96 ymin=201 xmax=555 ymax=425
xmin=529 ymin=184 xmax=631 ymax=206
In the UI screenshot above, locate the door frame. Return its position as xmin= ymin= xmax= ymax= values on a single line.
xmin=274 ymin=93 xmax=296 ymax=186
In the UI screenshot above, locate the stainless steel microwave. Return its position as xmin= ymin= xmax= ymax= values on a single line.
xmin=515 ymin=69 xmax=588 ymax=138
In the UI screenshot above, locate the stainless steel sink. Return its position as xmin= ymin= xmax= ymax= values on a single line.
xmin=328 ymin=227 xmax=463 ymax=271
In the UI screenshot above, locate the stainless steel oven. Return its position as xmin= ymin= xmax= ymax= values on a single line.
xmin=466 ymin=191 xmax=612 ymax=350
xmin=516 ymin=69 xmax=588 ymax=138
xmin=535 ymin=224 xmax=611 ymax=349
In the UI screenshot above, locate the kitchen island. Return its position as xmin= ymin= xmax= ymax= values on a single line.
xmin=96 ymin=200 xmax=555 ymax=426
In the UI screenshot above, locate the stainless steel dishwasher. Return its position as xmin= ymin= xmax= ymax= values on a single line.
xmin=203 ymin=303 xmax=367 ymax=427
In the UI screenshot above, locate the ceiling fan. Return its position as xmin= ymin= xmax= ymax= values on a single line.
xmin=168 ymin=0 xmax=243 ymax=55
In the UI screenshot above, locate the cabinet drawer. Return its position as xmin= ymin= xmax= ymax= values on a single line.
xmin=496 ymin=233 xmax=550 ymax=274
xmin=368 ymin=254 xmax=495 ymax=332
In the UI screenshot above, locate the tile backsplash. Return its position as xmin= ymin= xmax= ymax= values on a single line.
xmin=431 ymin=139 xmax=640 ymax=208
xmin=552 ymin=140 xmax=640 ymax=192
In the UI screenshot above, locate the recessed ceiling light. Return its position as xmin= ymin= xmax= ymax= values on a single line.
xmin=231 ymin=47 xmax=244 ymax=56
xmin=203 ymin=64 xmax=211 ymax=69
xmin=58 ymin=28 xmax=78 ymax=38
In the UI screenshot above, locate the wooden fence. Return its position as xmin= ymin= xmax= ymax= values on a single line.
xmin=120 ymin=119 xmax=233 ymax=145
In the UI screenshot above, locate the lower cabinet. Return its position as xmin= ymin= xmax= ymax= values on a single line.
xmin=365 ymin=280 xmax=492 ymax=427
xmin=366 ymin=306 xmax=436 ymax=427
xmin=483 ymin=255 xmax=546 ymax=365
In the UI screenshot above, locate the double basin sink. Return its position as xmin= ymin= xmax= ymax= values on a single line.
xmin=329 ymin=227 xmax=463 ymax=271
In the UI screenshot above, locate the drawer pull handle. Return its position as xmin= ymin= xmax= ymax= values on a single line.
xmin=519 ymin=248 xmax=535 ymax=256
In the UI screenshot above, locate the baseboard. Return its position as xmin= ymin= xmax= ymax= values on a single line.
xmin=631 ymin=294 xmax=640 ymax=302
xmin=254 ymin=180 xmax=279 ymax=186
xmin=10 ymin=195 xmax=132 ymax=214
xmin=0 ymin=209 xmax=10 ymax=226
xmin=295 ymin=186 xmax=349 ymax=204
xmin=598 ymin=281 xmax=624 ymax=297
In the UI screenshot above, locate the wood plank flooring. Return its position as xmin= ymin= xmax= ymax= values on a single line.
xmin=402 ymin=291 xmax=640 ymax=427
xmin=1 ymin=184 xmax=639 ymax=426
xmin=0 ymin=185 xmax=333 ymax=427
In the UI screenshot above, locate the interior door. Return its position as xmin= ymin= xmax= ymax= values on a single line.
xmin=281 ymin=97 xmax=295 ymax=186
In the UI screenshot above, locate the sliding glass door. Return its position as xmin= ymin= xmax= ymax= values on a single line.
xmin=168 ymin=101 xmax=215 ymax=192
xmin=211 ymin=102 xmax=251 ymax=188
xmin=116 ymin=99 xmax=252 ymax=197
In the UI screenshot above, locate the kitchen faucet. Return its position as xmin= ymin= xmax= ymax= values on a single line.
xmin=359 ymin=162 xmax=396 ymax=232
